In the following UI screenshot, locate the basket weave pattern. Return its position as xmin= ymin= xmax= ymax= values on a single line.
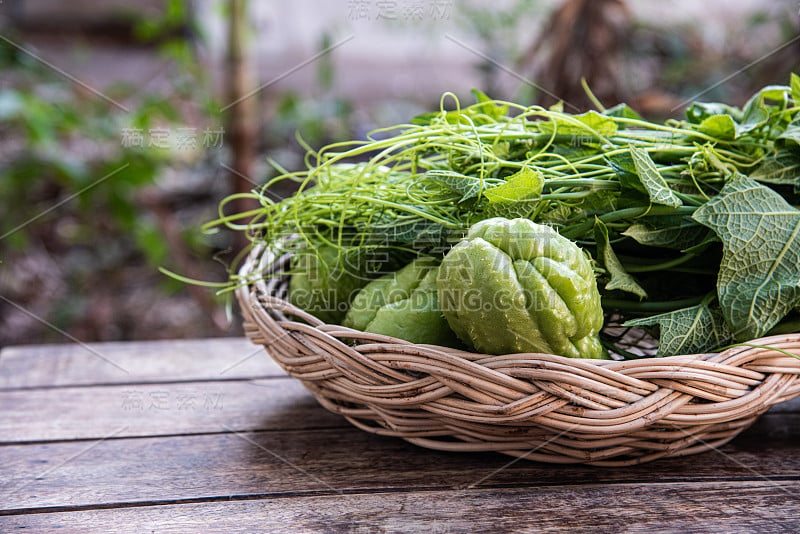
xmin=237 ymin=246 xmax=800 ymax=466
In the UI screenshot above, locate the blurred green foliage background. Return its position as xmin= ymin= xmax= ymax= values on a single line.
xmin=0 ymin=0 xmax=797 ymax=346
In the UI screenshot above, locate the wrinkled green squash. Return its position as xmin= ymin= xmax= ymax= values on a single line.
xmin=343 ymin=258 xmax=460 ymax=346
xmin=437 ymin=217 xmax=607 ymax=359
xmin=288 ymin=244 xmax=376 ymax=324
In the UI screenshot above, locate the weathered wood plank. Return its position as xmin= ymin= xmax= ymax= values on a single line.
xmin=2 ymin=482 xmax=798 ymax=533
xmin=0 ymin=338 xmax=279 ymax=390
xmin=0 ymin=379 xmax=344 ymax=443
xmin=1 ymin=421 xmax=798 ymax=512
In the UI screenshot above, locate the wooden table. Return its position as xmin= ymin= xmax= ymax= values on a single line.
xmin=1 ymin=338 xmax=799 ymax=533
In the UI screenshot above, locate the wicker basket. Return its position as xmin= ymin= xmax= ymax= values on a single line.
xmin=236 ymin=244 xmax=800 ymax=466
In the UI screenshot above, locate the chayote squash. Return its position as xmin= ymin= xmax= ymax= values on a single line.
xmin=343 ymin=258 xmax=460 ymax=346
xmin=289 ymin=243 xmax=378 ymax=324
xmin=437 ymin=217 xmax=607 ymax=359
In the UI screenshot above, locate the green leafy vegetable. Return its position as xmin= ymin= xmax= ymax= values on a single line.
xmin=792 ymin=73 xmax=800 ymax=105
xmin=622 ymin=218 xmax=708 ymax=251
xmin=777 ymin=120 xmax=800 ymax=151
xmin=692 ymin=176 xmax=800 ymax=340
xmin=484 ymin=167 xmax=543 ymax=203
xmin=203 ymin=76 xmax=800 ymax=358
xmin=594 ymin=219 xmax=648 ymax=299
xmin=630 ymin=146 xmax=682 ymax=208
xmin=426 ymin=170 xmax=486 ymax=202
xmin=538 ymin=110 xmax=618 ymax=139
xmin=603 ymin=103 xmax=643 ymax=120
xmin=686 ymin=101 xmax=742 ymax=124
xmin=698 ymin=114 xmax=737 ymax=140
xmin=751 ymin=149 xmax=800 ymax=186
xmin=625 ymin=297 xmax=733 ymax=355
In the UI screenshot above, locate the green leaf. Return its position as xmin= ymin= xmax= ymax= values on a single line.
xmin=425 ymin=170 xmax=486 ymax=202
xmin=603 ymin=103 xmax=643 ymax=120
xmin=470 ymin=88 xmax=492 ymax=103
xmin=692 ymin=176 xmax=800 ymax=340
xmin=594 ymin=219 xmax=648 ymax=299
xmin=575 ymin=110 xmax=618 ymax=137
xmin=622 ymin=218 xmax=709 ymax=250
xmin=753 ymin=85 xmax=791 ymax=103
xmin=581 ymin=189 xmax=619 ymax=213
xmin=470 ymin=88 xmax=508 ymax=121
xmin=538 ymin=110 xmax=617 ymax=139
xmin=777 ymin=120 xmax=800 ymax=151
xmin=737 ymin=108 xmax=769 ymax=136
xmin=411 ymin=90 xmax=507 ymax=126
xmin=607 ymin=152 xmax=653 ymax=202
xmin=751 ymin=149 xmax=800 ymax=185
xmin=481 ymin=199 xmax=539 ymax=220
xmin=539 ymin=203 xmax=580 ymax=225
xmin=630 ymin=146 xmax=683 ymax=208
xmin=370 ymin=218 xmax=446 ymax=245
xmin=738 ymin=85 xmax=789 ymax=136
xmin=492 ymin=140 xmax=510 ymax=159
xmin=685 ymin=102 xmax=742 ymax=124
xmin=624 ymin=301 xmax=733 ymax=356
xmin=551 ymin=144 xmax=602 ymax=161
xmin=606 ymin=152 xmax=637 ymax=180
xmin=792 ymin=73 xmax=800 ymax=105
xmin=484 ymin=167 xmax=543 ymax=203
xmin=410 ymin=111 xmax=446 ymax=126
xmin=697 ymin=114 xmax=737 ymax=140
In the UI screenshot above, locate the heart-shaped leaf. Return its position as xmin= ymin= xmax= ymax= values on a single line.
xmin=692 ymin=176 xmax=800 ymax=340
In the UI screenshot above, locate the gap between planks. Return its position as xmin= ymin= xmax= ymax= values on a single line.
xmin=3 ymin=478 xmax=800 ymax=517
xmin=2 ymin=480 xmax=799 ymax=534
xmin=3 ymin=421 xmax=797 ymax=514
xmin=0 ymin=425 xmax=354 ymax=447
xmin=0 ymin=374 xmax=291 ymax=394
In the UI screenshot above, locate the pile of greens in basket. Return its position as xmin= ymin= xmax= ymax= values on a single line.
xmin=211 ymin=75 xmax=800 ymax=359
